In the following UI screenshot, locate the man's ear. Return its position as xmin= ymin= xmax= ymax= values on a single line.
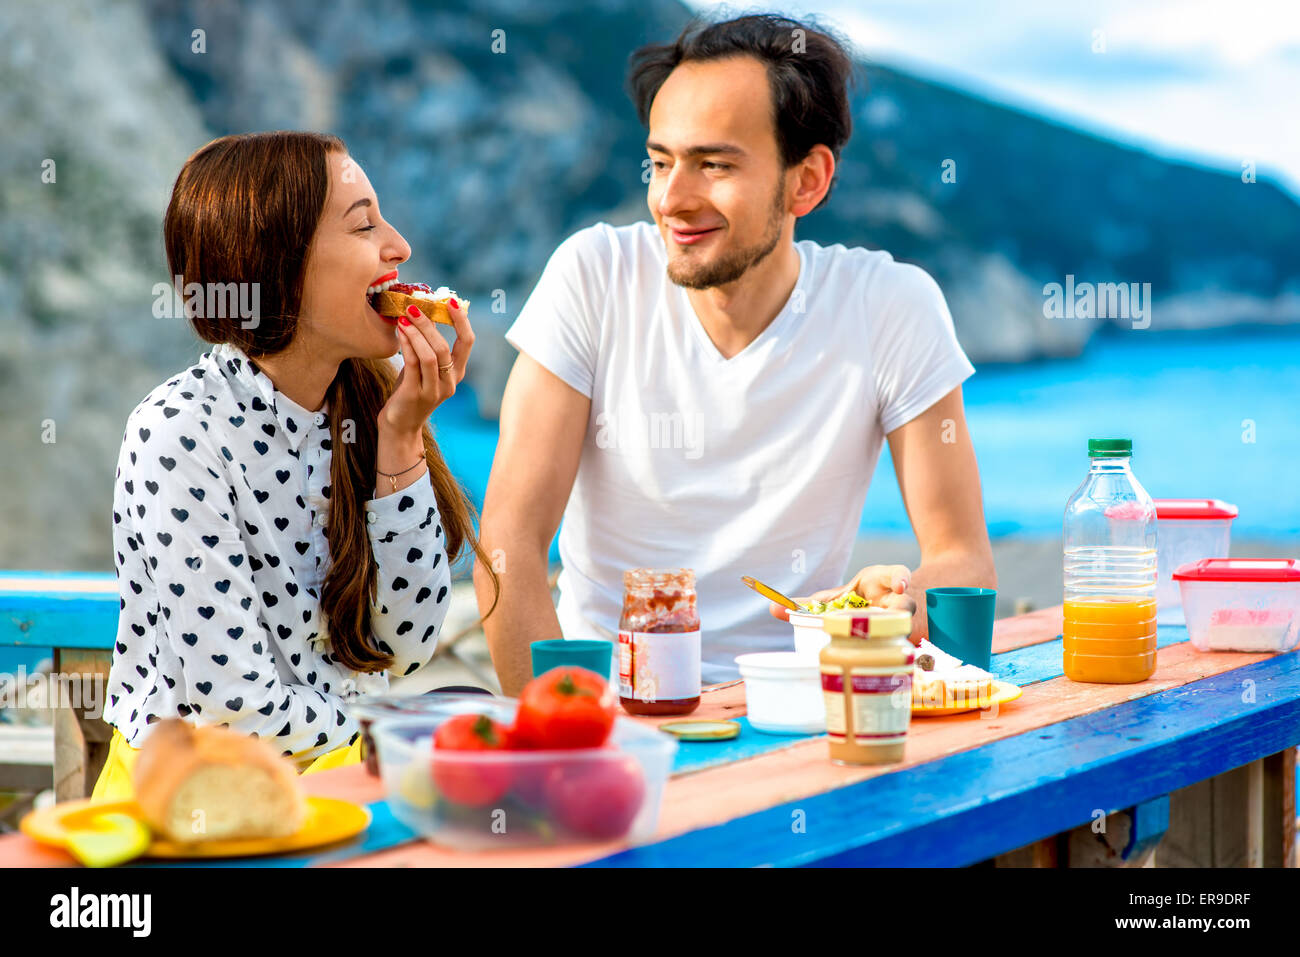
xmin=790 ymin=144 xmax=835 ymax=217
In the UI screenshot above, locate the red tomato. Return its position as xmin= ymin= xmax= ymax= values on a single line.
xmin=545 ymin=754 xmax=646 ymax=841
xmin=431 ymin=713 xmax=513 ymax=807
xmin=513 ymin=667 xmax=617 ymax=749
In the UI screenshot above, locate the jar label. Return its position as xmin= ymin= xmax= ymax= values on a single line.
xmin=618 ymin=630 xmax=701 ymax=701
xmin=821 ymin=671 xmax=911 ymax=742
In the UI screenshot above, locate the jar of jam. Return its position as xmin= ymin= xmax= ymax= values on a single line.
xmin=819 ymin=608 xmax=914 ymax=765
xmin=618 ymin=568 xmax=701 ymax=716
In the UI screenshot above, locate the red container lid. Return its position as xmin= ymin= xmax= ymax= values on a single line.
xmin=1153 ymin=499 xmax=1238 ymax=520
xmin=1172 ymin=558 xmax=1300 ymax=582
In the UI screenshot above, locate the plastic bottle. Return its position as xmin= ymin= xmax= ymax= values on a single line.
xmin=1062 ymin=438 xmax=1159 ymax=683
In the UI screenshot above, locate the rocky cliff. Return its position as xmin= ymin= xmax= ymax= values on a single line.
xmin=2 ymin=0 xmax=1297 ymax=568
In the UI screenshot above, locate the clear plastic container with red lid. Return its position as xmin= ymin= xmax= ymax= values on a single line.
xmin=1173 ymin=558 xmax=1300 ymax=653
xmin=617 ymin=568 xmax=701 ymax=716
xmin=1152 ymin=498 xmax=1238 ymax=625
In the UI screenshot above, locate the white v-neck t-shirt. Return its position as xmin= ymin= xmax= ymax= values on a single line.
xmin=506 ymin=220 xmax=974 ymax=683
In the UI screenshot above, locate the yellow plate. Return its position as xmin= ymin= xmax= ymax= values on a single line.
xmin=911 ymin=680 xmax=1023 ymax=717
xmin=21 ymin=796 xmax=370 ymax=861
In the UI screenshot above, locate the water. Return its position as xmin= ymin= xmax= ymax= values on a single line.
xmin=433 ymin=323 xmax=1300 ymax=548
xmin=864 ymin=323 xmax=1300 ymax=540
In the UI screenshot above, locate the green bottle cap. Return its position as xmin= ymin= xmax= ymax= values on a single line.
xmin=1088 ymin=438 xmax=1132 ymax=457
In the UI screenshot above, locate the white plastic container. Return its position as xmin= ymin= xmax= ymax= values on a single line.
xmin=1173 ymin=558 xmax=1300 ymax=653
xmin=789 ymin=611 xmax=830 ymax=657
xmin=1154 ymin=499 xmax=1237 ymax=625
xmin=735 ymin=652 xmax=825 ymax=735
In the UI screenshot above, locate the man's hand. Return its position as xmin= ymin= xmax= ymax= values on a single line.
xmin=768 ymin=564 xmax=919 ymax=638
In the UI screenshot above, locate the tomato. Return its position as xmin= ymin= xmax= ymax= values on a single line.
xmin=508 ymin=758 xmax=554 ymax=809
xmin=545 ymin=754 xmax=646 ymax=841
xmin=513 ymin=667 xmax=617 ymax=749
xmin=431 ymin=713 xmax=513 ymax=807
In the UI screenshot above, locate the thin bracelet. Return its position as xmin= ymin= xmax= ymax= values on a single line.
xmin=376 ymin=458 xmax=426 ymax=495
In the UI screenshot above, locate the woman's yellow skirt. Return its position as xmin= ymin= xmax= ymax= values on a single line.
xmin=90 ymin=726 xmax=364 ymax=802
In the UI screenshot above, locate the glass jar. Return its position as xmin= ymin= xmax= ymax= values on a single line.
xmin=819 ymin=609 xmax=914 ymax=765
xmin=617 ymin=568 xmax=701 ymax=716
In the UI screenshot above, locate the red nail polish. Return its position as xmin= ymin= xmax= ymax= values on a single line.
xmin=449 ymin=297 xmax=459 ymax=310
xmin=399 ymin=315 xmax=411 ymax=326
xmin=406 ymin=305 xmax=420 ymax=317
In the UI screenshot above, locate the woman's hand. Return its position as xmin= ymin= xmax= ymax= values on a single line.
xmin=768 ymin=564 xmax=919 ymax=641
xmin=379 ymin=296 xmax=475 ymax=435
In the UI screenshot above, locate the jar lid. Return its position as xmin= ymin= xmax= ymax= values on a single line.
xmin=1172 ymin=557 xmax=1300 ymax=582
xmin=821 ymin=608 xmax=912 ymax=638
xmin=657 ymin=720 xmax=741 ymax=741
xmin=1153 ymin=498 xmax=1238 ymax=520
xmin=623 ymin=567 xmax=695 ymax=587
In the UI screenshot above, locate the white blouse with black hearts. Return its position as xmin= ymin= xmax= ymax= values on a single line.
xmin=105 ymin=341 xmax=451 ymax=768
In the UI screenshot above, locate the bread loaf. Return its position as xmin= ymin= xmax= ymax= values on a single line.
xmin=132 ymin=719 xmax=306 ymax=844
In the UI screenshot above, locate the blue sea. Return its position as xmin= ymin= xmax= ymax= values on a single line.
xmin=435 ymin=323 xmax=1300 ymax=549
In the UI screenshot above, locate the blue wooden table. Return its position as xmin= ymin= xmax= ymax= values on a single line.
xmin=3 ymin=575 xmax=1296 ymax=867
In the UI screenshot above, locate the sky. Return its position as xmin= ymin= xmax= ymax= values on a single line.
xmin=688 ymin=0 xmax=1300 ymax=198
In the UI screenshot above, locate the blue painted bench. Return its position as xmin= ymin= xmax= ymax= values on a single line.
xmin=0 ymin=572 xmax=119 ymax=800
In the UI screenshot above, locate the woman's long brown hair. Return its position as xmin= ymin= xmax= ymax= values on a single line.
xmin=164 ymin=131 xmax=498 ymax=673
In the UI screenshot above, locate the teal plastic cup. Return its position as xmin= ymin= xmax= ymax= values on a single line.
xmin=925 ymin=588 xmax=997 ymax=671
xmin=530 ymin=639 xmax=615 ymax=680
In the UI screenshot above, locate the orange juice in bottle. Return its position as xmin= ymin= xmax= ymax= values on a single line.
xmin=1062 ymin=439 xmax=1158 ymax=683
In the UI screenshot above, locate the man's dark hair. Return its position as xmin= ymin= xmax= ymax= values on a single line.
xmin=627 ymin=13 xmax=856 ymax=210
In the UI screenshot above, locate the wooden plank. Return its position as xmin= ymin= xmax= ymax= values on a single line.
xmin=1163 ymin=779 xmax=1216 ymax=866
xmin=993 ymin=835 xmax=1060 ymax=867
xmin=993 ymin=624 xmax=1189 ymax=688
xmin=992 ymin=605 xmax=1064 ymax=654
xmin=1167 ymin=749 xmax=1295 ymax=867
xmin=0 ymin=571 xmax=118 ymax=651
xmin=0 ymin=725 xmax=54 ymax=764
xmin=50 ymin=648 xmax=113 ymax=802
xmin=1263 ymin=748 xmax=1295 ymax=868
xmin=0 ymin=612 xmax=119 ymax=651
xmin=0 ymin=571 xmax=117 ymax=594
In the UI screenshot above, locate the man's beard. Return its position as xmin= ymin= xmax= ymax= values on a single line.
xmin=666 ymin=179 xmax=785 ymax=290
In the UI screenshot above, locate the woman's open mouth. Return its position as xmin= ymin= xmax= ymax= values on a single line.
xmin=366 ymin=270 xmax=400 ymax=322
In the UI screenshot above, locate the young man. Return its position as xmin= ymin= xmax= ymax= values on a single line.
xmin=475 ymin=14 xmax=996 ymax=694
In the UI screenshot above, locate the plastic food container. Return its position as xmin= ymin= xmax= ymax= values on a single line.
xmin=789 ymin=611 xmax=831 ymax=657
xmin=372 ymin=696 xmax=677 ymax=851
xmin=353 ymin=694 xmax=469 ymax=777
xmin=735 ymin=652 xmax=825 ymax=735
xmin=1173 ymin=558 xmax=1300 ymax=653
xmin=1154 ymin=499 xmax=1237 ymax=624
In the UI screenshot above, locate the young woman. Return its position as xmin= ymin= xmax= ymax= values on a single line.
xmin=94 ymin=131 xmax=498 ymax=799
